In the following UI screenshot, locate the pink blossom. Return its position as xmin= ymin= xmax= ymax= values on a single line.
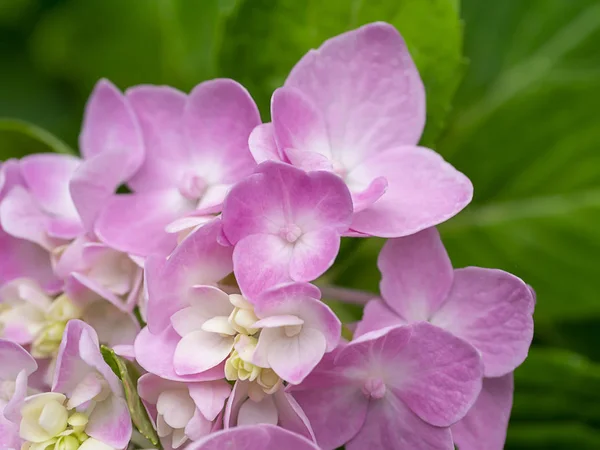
xmin=356 ymin=227 xmax=535 ymax=377
xmin=221 ymin=161 xmax=352 ymax=299
xmin=92 ymin=79 xmax=261 ymax=257
xmin=249 ymin=22 xmax=473 ymax=237
xmin=290 ymin=322 xmax=483 ymax=450
xmin=138 ymin=373 xmax=230 ymax=448
xmin=186 ymin=424 xmax=320 ymax=450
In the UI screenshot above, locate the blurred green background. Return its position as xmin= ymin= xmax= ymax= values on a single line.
xmin=1 ymin=0 xmax=599 ymax=448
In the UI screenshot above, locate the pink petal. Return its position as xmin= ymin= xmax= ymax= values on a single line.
xmin=134 ymin=326 xmax=225 ymax=382
xmin=347 ymin=396 xmax=453 ymax=450
xmin=184 ymin=79 xmax=260 ymax=183
xmin=431 ymin=268 xmax=535 ymax=377
xmin=354 ymin=299 xmax=406 ymax=338
xmin=233 ymin=234 xmax=293 ymax=300
xmin=0 ymin=411 xmax=21 ymax=449
xmin=188 ymin=380 xmax=232 ymax=421
xmin=254 ymin=283 xmax=339 ymax=351
xmin=20 ymin=153 xmax=81 ymax=220
xmin=253 ymin=315 xmax=304 ymax=329
xmin=145 ymin=220 xmax=233 ymax=333
xmin=378 ymin=228 xmax=454 ymax=321
xmin=238 ymin=395 xmax=278 ymax=426
xmin=4 ymin=369 xmax=31 ymax=423
xmin=185 ymin=408 xmax=213 ymax=441
xmin=284 ymin=147 xmax=334 ymax=172
xmin=451 ymin=374 xmax=514 ymax=450
xmin=289 ymin=228 xmax=341 ymax=281
xmin=81 ymin=301 xmax=140 ymax=347
xmin=186 ymin=424 xmax=320 ymax=450
xmin=137 ymin=373 xmax=181 ymax=405
xmin=95 ymin=190 xmax=190 ymax=257
xmin=0 ymin=186 xmax=57 ymax=250
xmin=273 ymin=390 xmax=316 ymax=442
xmin=174 ymin=330 xmax=233 ymax=375
xmin=80 ymin=79 xmax=144 ymax=179
xmin=249 ymin=123 xmax=284 ymax=163
xmin=0 ymin=338 xmax=37 ymax=381
xmin=291 ymin=352 xmax=368 ymax=450
xmin=286 ymin=23 xmax=425 ymax=169
xmin=86 ymin=395 xmax=132 ymax=448
xmin=350 ymin=147 xmax=473 ymax=237
xmin=351 ymin=176 xmax=388 ymax=213
xmin=125 ymin=85 xmax=188 ymax=191
xmin=223 ymin=380 xmax=249 ymax=428
xmin=271 ymin=87 xmax=332 ymax=161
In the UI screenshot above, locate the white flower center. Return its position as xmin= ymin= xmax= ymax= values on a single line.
xmin=278 ymin=223 xmax=303 ymax=244
xmin=362 ymin=377 xmax=386 ymax=399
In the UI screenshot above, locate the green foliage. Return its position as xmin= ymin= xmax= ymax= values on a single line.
xmin=0 ymin=118 xmax=74 ymax=158
xmin=100 ymin=346 xmax=160 ymax=448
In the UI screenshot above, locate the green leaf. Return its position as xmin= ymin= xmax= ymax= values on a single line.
xmin=100 ymin=346 xmax=160 ymax=447
xmin=435 ymin=0 xmax=600 ymax=334
xmin=0 ymin=118 xmax=75 ymax=158
xmin=507 ymin=348 xmax=600 ymax=448
xmin=219 ymin=0 xmax=464 ymax=145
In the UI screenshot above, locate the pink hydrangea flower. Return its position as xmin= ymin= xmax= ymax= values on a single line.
xmin=251 ymin=283 xmax=340 ymax=384
xmin=0 ymin=160 xmax=60 ymax=292
xmin=224 ymin=380 xmax=314 ymax=442
xmin=249 ymin=22 xmax=473 ymax=237
xmin=356 ymin=227 xmax=535 ymax=377
xmin=186 ymin=424 xmax=321 ymax=450
xmin=138 ymin=373 xmax=230 ymax=448
xmin=93 ymin=79 xmax=261 ymax=257
xmin=221 ymin=161 xmax=352 ymax=299
xmin=290 ymin=322 xmax=483 ymax=450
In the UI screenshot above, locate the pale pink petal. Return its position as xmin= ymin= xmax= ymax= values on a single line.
xmin=4 ymin=369 xmax=31 ymax=422
xmin=286 ymin=23 xmax=425 ymax=169
xmin=238 ymin=395 xmax=278 ymax=426
xmin=254 ymin=283 xmax=339 ymax=351
xmin=249 ymin=123 xmax=283 ymax=164
xmin=451 ymin=374 xmax=514 ymax=450
xmin=80 ymin=79 xmax=144 ymax=179
xmin=223 ymin=380 xmax=249 ymax=428
xmin=290 ymin=228 xmax=341 ymax=281
xmin=185 ymin=408 xmax=213 ymax=441
xmin=273 ymin=390 xmax=316 ymax=442
xmin=0 ymin=338 xmax=37 ymax=381
xmin=145 ymin=220 xmax=233 ymax=333
xmin=184 ymin=79 xmax=260 ymax=183
xmin=187 ymin=424 xmax=320 ymax=450
xmin=20 ymin=153 xmax=81 ymax=220
xmin=67 ymin=371 xmax=104 ymax=409
xmin=95 ymin=190 xmax=191 ymax=257
xmin=253 ymin=315 xmax=304 ymax=329
xmin=354 ymin=299 xmax=406 ymax=338
xmin=134 ymin=326 xmax=225 ymax=382
xmin=137 ymin=373 xmax=181 ymax=405
xmin=259 ymin=327 xmax=327 ymax=384
xmin=86 ymin=395 xmax=132 ymax=448
xmin=0 ymin=404 xmax=21 ymax=448
xmin=284 ymin=148 xmax=334 ymax=172
xmin=174 ymin=330 xmax=233 ymax=375
xmin=81 ymin=301 xmax=139 ymax=347
xmin=350 ymin=147 xmax=473 ymax=237
xmin=126 ymin=85 xmax=188 ymax=191
xmin=233 ymin=234 xmax=293 ymax=300
xmin=378 ymin=228 xmax=454 ymax=321
xmin=431 ymin=268 xmax=535 ymax=377
xmin=0 ymin=186 xmax=57 ymax=250
xmin=271 ymin=87 xmax=332 ymax=161
xmin=188 ymin=380 xmax=232 ymax=421
xmin=347 ymin=396 xmax=453 ymax=450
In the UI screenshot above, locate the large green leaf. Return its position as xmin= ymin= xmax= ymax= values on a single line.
xmin=100 ymin=346 xmax=160 ymax=448
xmin=219 ymin=0 xmax=464 ymax=144
xmin=435 ymin=0 xmax=600 ymax=333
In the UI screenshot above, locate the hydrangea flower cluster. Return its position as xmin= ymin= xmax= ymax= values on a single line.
xmin=0 ymin=22 xmax=535 ymax=450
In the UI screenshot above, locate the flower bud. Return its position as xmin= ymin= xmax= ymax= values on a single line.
xmin=257 ymin=368 xmax=282 ymax=395
xmin=20 ymin=392 xmax=69 ymax=442
xmin=225 ymin=349 xmax=261 ymax=382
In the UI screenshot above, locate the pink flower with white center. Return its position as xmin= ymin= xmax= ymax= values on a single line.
xmin=92 ymin=79 xmax=261 ymax=257
xmin=356 ymin=227 xmax=535 ymax=378
xmin=290 ymin=322 xmax=483 ymax=450
xmin=0 ymin=339 xmax=37 ymax=449
xmin=224 ymin=380 xmax=314 ymax=442
xmin=0 ymin=160 xmax=60 ymax=292
xmin=135 ymin=220 xmax=235 ymax=381
xmin=251 ymin=283 xmax=341 ymax=384
xmin=221 ymin=161 xmax=353 ymax=299
xmin=249 ymin=22 xmax=472 ymax=237
xmin=451 ymin=374 xmax=514 ymax=450
xmin=36 ymin=319 xmax=133 ymax=449
xmin=186 ymin=424 xmax=320 ymax=450
xmin=138 ymin=374 xmax=231 ymax=449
